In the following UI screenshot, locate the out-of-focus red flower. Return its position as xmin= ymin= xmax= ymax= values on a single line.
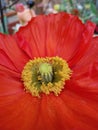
xmin=0 ymin=12 xmax=98 ymax=130
xmin=71 ymin=9 xmax=80 ymax=16
xmin=94 ymin=24 xmax=98 ymax=34
xmin=15 ymin=3 xmax=25 ymax=12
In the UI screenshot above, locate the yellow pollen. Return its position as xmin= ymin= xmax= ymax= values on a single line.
xmin=21 ymin=56 xmax=72 ymax=97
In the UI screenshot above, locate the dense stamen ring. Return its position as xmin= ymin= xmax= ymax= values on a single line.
xmin=21 ymin=56 xmax=72 ymax=97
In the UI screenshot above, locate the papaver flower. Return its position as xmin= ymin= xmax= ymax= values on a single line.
xmin=94 ymin=24 xmax=98 ymax=34
xmin=71 ymin=9 xmax=80 ymax=16
xmin=0 ymin=12 xmax=98 ymax=130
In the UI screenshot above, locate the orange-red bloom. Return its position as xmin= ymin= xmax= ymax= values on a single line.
xmin=0 ymin=12 xmax=98 ymax=130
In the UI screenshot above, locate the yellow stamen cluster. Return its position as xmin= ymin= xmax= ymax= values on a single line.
xmin=21 ymin=56 xmax=72 ymax=97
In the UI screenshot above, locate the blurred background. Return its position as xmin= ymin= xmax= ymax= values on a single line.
xmin=0 ymin=0 xmax=98 ymax=34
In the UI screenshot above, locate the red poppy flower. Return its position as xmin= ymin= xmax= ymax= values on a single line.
xmin=0 ymin=12 xmax=98 ymax=130
xmin=71 ymin=9 xmax=80 ymax=16
xmin=94 ymin=24 xmax=98 ymax=34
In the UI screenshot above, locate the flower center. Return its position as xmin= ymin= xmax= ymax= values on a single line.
xmin=39 ymin=63 xmax=53 ymax=83
xmin=21 ymin=56 xmax=72 ymax=97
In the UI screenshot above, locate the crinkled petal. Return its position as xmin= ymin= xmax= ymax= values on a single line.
xmin=33 ymin=94 xmax=98 ymax=130
xmin=0 ymin=34 xmax=29 ymax=72
xmin=15 ymin=12 xmax=95 ymax=62
xmin=68 ymin=37 xmax=98 ymax=100
xmin=68 ymin=21 xmax=95 ymax=66
xmin=0 ymin=66 xmax=40 ymax=130
xmin=0 ymin=93 xmax=40 ymax=130
xmin=0 ymin=65 xmax=23 ymax=96
xmin=60 ymin=90 xmax=98 ymax=130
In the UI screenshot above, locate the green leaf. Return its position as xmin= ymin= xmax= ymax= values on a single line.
xmin=90 ymin=3 xmax=97 ymax=14
xmin=69 ymin=0 xmax=74 ymax=7
xmin=92 ymin=18 xmax=98 ymax=23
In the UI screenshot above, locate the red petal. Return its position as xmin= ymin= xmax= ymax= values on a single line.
xmin=0 ymin=34 xmax=29 ymax=72
xmin=60 ymin=90 xmax=98 ymax=130
xmin=0 ymin=65 xmax=23 ymax=96
xmin=68 ymin=21 xmax=95 ymax=66
xmin=34 ymin=94 xmax=98 ymax=130
xmin=68 ymin=37 xmax=98 ymax=100
xmin=0 ymin=66 xmax=40 ymax=130
xmin=72 ymin=37 xmax=98 ymax=73
xmin=15 ymin=12 xmax=95 ymax=61
xmin=0 ymin=94 xmax=40 ymax=130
